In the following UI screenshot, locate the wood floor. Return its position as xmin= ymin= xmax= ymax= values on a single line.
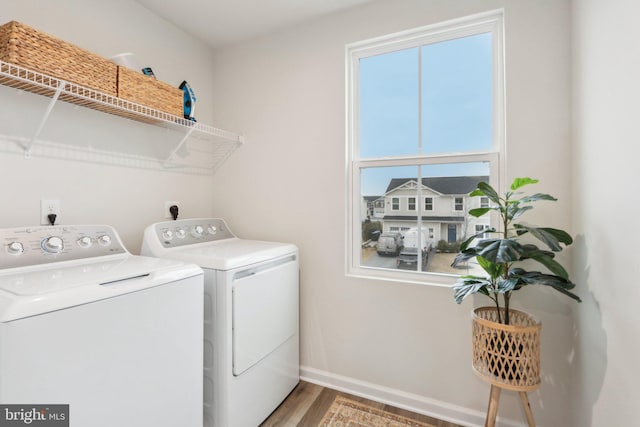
xmin=260 ymin=380 xmax=464 ymax=427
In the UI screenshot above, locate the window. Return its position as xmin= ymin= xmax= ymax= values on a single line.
xmin=424 ymin=197 xmax=433 ymax=211
xmin=480 ymin=196 xmax=489 ymax=208
xmin=392 ymin=197 xmax=400 ymax=210
xmin=347 ymin=11 xmax=504 ymax=285
xmin=454 ymin=197 xmax=464 ymax=211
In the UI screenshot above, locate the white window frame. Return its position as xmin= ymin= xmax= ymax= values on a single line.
xmin=345 ymin=10 xmax=505 ymax=287
xmin=454 ymin=197 xmax=464 ymax=212
xmin=391 ymin=197 xmax=400 ymax=211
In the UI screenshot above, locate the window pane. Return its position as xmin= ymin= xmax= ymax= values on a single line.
xmin=421 ymin=33 xmax=492 ymax=154
xmin=360 ymin=163 xmax=490 ymax=275
xmin=359 ymin=48 xmax=419 ymax=158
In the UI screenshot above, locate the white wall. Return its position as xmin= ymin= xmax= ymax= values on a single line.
xmin=210 ymin=0 xmax=573 ymax=425
xmin=0 ymin=0 xmax=218 ymax=252
xmin=571 ymin=0 xmax=640 ymax=426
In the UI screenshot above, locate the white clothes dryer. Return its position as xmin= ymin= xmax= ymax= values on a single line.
xmin=0 ymin=224 xmax=204 ymax=427
xmin=141 ymin=218 xmax=299 ymax=427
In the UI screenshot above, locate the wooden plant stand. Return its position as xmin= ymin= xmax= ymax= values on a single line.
xmin=485 ymin=384 xmax=536 ymax=427
xmin=471 ymin=307 xmax=541 ymax=427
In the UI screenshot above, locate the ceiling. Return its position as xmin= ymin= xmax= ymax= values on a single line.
xmin=135 ymin=0 xmax=374 ymax=48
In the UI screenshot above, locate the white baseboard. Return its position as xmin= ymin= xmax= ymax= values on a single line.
xmin=300 ymin=365 xmax=525 ymax=427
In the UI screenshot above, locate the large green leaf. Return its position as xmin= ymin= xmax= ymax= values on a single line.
xmin=451 ymin=249 xmax=478 ymax=267
xmin=458 ymin=227 xmax=497 ymax=252
xmin=496 ymin=277 xmax=519 ymax=293
xmin=452 ymin=277 xmax=492 ymax=304
xmin=519 ymin=193 xmax=557 ymax=203
xmin=469 ymin=207 xmax=492 ymax=218
xmin=518 ymin=244 xmax=569 ymax=279
xmin=510 ymin=270 xmax=582 ymax=302
xmin=510 ymin=177 xmax=539 ymax=190
xmin=475 ymin=182 xmax=502 ymax=204
xmin=514 ymin=225 xmax=573 ymax=251
xmin=510 ymin=205 xmax=533 ymax=221
xmin=477 ymin=255 xmax=504 ymax=278
xmin=519 ymin=244 xmax=556 ymax=259
xmin=474 ymin=238 xmax=525 ymax=264
xmin=529 ymin=253 xmax=569 ymax=279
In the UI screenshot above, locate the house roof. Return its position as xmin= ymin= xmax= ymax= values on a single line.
xmin=363 ymin=196 xmax=381 ymax=202
xmin=385 ymin=176 xmax=489 ymax=195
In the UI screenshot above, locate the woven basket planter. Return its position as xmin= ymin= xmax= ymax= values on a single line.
xmin=472 ymin=307 xmax=541 ymax=392
xmin=0 ymin=20 xmax=117 ymax=95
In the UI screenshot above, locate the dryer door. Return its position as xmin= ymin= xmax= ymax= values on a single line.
xmin=232 ymin=254 xmax=298 ymax=376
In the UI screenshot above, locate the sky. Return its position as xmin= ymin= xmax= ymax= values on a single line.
xmin=358 ymin=32 xmax=493 ymax=196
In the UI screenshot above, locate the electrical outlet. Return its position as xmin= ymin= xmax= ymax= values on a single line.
xmin=164 ymin=201 xmax=181 ymax=219
xmin=41 ymin=199 xmax=61 ymax=225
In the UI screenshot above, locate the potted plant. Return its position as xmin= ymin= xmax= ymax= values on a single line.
xmin=451 ymin=177 xmax=580 ymax=426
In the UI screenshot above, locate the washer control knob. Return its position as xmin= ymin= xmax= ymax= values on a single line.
xmin=77 ymin=236 xmax=92 ymax=248
xmin=176 ymin=228 xmax=186 ymax=239
xmin=162 ymin=230 xmax=174 ymax=240
xmin=42 ymin=236 xmax=64 ymax=253
xmin=207 ymin=225 xmax=217 ymax=235
xmin=97 ymin=235 xmax=112 ymax=246
xmin=7 ymin=241 xmax=24 ymax=255
xmin=191 ymin=225 xmax=204 ymax=238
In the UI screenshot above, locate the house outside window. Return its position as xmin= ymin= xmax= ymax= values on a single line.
xmin=480 ymin=196 xmax=489 ymax=208
xmin=346 ymin=10 xmax=504 ymax=286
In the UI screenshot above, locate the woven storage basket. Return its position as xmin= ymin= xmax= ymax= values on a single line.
xmin=471 ymin=307 xmax=541 ymax=392
xmin=0 ymin=20 xmax=117 ymax=95
xmin=117 ymin=66 xmax=183 ymax=117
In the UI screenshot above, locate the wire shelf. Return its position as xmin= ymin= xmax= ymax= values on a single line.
xmin=0 ymin=60 xmax=243 ymax=173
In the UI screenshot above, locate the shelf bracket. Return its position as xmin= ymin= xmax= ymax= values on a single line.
xmin=24 ymin=79 xmax=66 ymax=158
xmin=164 ymin=125 xmax=196 ymax=166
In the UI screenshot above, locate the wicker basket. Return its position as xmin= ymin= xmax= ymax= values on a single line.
xmin=471 ymin=307 xmax=541 ymax=391
xmin=0 ymin=20 xmax=117 ymax=95
xmin=117 ymin=66 xmax=183 ymax=117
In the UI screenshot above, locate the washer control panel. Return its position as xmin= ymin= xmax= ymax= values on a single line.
xmin=152 ymin=218 xmax=235 ymax=248
xmin=0 ymin=225 xmax=127 ymax=269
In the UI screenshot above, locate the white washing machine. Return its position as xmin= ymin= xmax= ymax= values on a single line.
xmin=0 ymin=224 xmax=204 ymax=427
xmin=141 ymin=218 xmax=299 ymax=427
